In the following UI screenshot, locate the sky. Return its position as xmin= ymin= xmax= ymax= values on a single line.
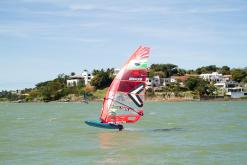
xmin=0 ymin=0 xmax=247 ymax=90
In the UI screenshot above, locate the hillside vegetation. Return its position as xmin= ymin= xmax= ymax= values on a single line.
xmin=1 ymin=64 xmax=246 ymax=102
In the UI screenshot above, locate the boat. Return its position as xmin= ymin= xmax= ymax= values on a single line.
xmin=84 ymin=46 xmax=150 ymax=131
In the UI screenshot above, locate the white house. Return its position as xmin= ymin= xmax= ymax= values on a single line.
xmin=214 ymin=80 xmax=238 ymax=89
xmin=10 ymin=90 xmax=22 ymax=95
xmin=230 ymin=92 xmax=247 ymax=98
xmin=200 ymin=72 xmax=224 ymax=82
xmin=146 ymin=76 xmax=186 ymax=88
xmin=67 ymin=70 xmax=94 ymax=87
xmin=146 ymin=76 xmax=161 ymax=88
xmin=223 ymin=75 xmax=232 ymax=82
xmin=214 ymin=80 xmax=246 ymax=98
xmin=226 ymin=87 xmax=247 ymax=98
xmin=67 ymin=75 xmax=84 ymax=87
xmin=161 ymin=78 xmax=172 ymax=86
xmin=159 ymin=77 xmax=177 ymax=86
xmin=81 ymin=70 xmax=93 ymax=85
xmin=146 ymin=78 xmax=152 ymax=88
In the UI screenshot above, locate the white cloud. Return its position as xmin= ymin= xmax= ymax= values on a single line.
xmin=68 ymin=3 xmax=170 ymax=14
xmin=187 ymin=7 xmax=243 ymax=14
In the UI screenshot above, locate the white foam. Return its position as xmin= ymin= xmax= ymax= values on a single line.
xmin=49 ymin=118 xmax=57 ymax=122
xmin=16 ymin=117 xmax=24 ymax=120
xmin=149 ymin=112 xmax=156 ymax=115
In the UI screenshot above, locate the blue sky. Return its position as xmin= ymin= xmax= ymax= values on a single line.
xmin=0 ymin=0 xmax=247 ymax=90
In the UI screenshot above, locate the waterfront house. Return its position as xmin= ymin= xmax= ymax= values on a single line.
xmin=170 ymin=74 xmax=198 ymax=87
xmin=199 ymin=72 xmax=224 ymax=82
xmin=161 ymin=78 xmax=173 ymax=86
xmin=147 ymin=74 xmax=198 ymax=88
xmin=226 ymin=87 xmax=247 ymax=98
xmin=146 ymin=76 xmax=161 ymax=89
xmin=81 ymin=70 xmax=93 ymax=85
xmin=214 ymin=80 xmax=247 ymax=98
xmin=67 ymin=70 xmax=94 ymax=87
xmin=214 ymin=80 xmax=238 ymax=89
xmin=66 ymin=75 xmax=84 ymax=87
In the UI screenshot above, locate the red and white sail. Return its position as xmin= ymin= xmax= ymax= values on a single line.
xmin=100 ymin=46 xmax=150 ymax=124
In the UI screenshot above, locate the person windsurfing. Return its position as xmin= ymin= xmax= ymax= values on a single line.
xmin=85 ymin=46 xmax=150 ymax=131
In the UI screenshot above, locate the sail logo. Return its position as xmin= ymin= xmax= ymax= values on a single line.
xmin=119 ymin=106 xmax=132 ymax=111
xmin=127 ymin=59 xmax=148 ymax=70
xmin=129 ymin=77 xmax=142 ymax=81
xmin=128 ymin=84 xmax=145 ymax=107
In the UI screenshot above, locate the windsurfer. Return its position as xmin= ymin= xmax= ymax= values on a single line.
xmin=86 ymin=46 xmax=149 ymax=131
xmin=138 ymin=111 xmax=144 ymax=116
xmin=109 ymin=107 xmax=117 ymax=123
xmin=109 ymin=107 xmax=124 ymax=131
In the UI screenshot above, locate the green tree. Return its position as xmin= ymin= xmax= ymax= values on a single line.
xmin=231 ymin=69 xmax=247 ymax=82
xmin=196 ymin=65 xmax=218 ymax=74
xmin=185 ymin=77 xmax=211 ymax=96
xmin=77 ymin=80 xmax=85 ymax=88
xmin=90 ymin=69 xmax=113 ymax=89
xmin=35 ymin=78 xmax=65 ymax=101
xmin=27 ymin=89 xmax=39 ymax=101
xmin=186 ymin=69 xmax=196 ymax=74
xmin=92 ymin=69 xmax=100 ymax=76
xmin=150 ymin=64 xmax=179 ymax=77
xmin=0 ymin=91 xmax=19 ymax=101
xmin=56 ymin=74 xmax=69 ymax=84
xmin=177 ymin=68 xmax=186 ymax=76
xmin=205 ymin=83 xmax=217 ymax=96
xmin=219 ymin=66 xmax=230 ymax=75
xmin=154 ymin=71 xmax=165 ymax=78
xmin=147 ymin=69 xmax=155 ymax=78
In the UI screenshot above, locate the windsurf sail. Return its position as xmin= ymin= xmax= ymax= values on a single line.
xmin=100 ymin=46 xmax=150 ymax=124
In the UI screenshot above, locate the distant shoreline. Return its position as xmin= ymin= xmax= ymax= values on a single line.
xmin=1 ymin=98 xmax=246 ymax=104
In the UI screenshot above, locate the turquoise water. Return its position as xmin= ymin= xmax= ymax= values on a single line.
xmin=0 ymin=101 xmax=247 ymax=165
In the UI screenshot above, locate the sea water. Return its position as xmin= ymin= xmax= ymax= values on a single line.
xmin=0 ymin=101 xmax=247 ymax=165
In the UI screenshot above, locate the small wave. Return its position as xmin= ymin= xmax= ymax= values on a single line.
xmin=49 ymin=118 xmax=57 ymax=122
xmin=123 ymin=127 xmax=183 ymax=132
xmin=123 ymin=127 xmax=145 ymax=132
xmin=16 ymin=117 xmax=24 ymax=120
xmin=149 ymin=112 xmax=156 ymax=115
xmin=152 ymin=128 xmax=183 ymax=132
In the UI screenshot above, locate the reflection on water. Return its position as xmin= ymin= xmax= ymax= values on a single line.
xmin=97 ymin=130 xmax=142 ymax=164
xmin=97 ymin=127 xmax=181 ymax=150
xmin=97 ymin=127 xmax=182 ymax=150
xmin=96 ymin=127 xmax=183 ymax=164
xmin=98 ymin=130 xmax=141 ymax=149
